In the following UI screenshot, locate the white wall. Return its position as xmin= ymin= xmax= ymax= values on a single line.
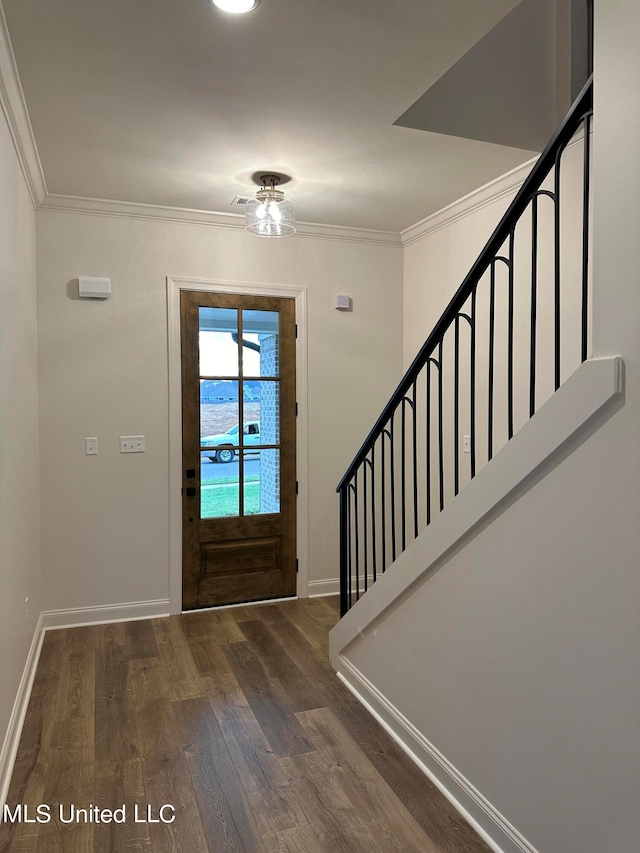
xmin=0 ymin=107 xmax=40 ymax=745
xmin=403 ymin=192 xmax=512 ymax=369
xmin=35 ymin=211 xmax=403 ymax=611
xmin=340 ymin=3 xmax=640 ymax=851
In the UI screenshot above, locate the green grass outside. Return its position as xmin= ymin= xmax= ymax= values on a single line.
xmin=201 ymin=478 xmax=261 ymax=517
xmin=201 ymin=473 xmax=259 ymax=486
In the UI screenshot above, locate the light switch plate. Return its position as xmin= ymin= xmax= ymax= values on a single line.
xmin=120 ymin=435 xmax=145 ymax=453
xmin=85 ymin=437 xmax=98 ymax=455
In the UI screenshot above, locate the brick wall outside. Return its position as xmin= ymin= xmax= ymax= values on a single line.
xmin=259 ymin=334 xmax=279 ymax=513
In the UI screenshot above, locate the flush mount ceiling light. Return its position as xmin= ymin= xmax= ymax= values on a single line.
xmin=245 ymin=174 xmax=296 ymax=238
xmin=211 ymin=0 xmax=260 ymax=13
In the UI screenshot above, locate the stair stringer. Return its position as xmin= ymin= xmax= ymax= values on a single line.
xmin=330 ymin=356 xmax=622 ymax=668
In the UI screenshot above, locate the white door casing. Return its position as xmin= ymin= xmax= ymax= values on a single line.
xmin=166 ymin=276 xmax=309 ymax=613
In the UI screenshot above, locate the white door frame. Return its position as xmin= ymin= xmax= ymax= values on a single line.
xmin=166 ymin=276 xmax=309 ymax=614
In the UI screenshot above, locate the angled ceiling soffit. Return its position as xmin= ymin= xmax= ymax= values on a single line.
xmin=394 ymin=0 xmax=558 ymax=152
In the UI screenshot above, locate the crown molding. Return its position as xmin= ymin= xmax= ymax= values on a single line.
xmin=400 ymin=156 xmax=537 ymax=247
xmin=0 ymin=1 xmax=585 ymax=251
xmin=0 ymin=3 xmax=47 ymax=206
xmin=401 ymin=126 xmax=589 ymax=248
xmin=0 ymin=3 xmax=399 ymax=250
xmin=36 ymin=161 xmax=540 ymax=251
xmin=38 ymin=193 xmax=403 ymax=247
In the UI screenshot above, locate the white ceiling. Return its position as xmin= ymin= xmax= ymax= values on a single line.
xmin=2 ymin=0 xmax=539 ymax=233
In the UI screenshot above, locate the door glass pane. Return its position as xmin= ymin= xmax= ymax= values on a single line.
xmin=243 ymin=460 xmax=261 ymax=514
xmin=199 ymin=307 xmax=239 ymax=376
xmin=241 ymin=310 xmax=279 ymax=377
xmin=245 ymin=449 xmax=280 ymax=515
xmin=200 ymin=392 xmax=238 ymax=448
xmin=242 ymin=381 xmax=261 ymax=437
xmin=201 ymin=452 xmax=239 ymax=518
xmin=195 ymin=304 xmax=282 ymax=520
xmin=243 ymin=381 xmax=279 ymax=445
xmin=201 ymin=450 xmax=216 ymax=474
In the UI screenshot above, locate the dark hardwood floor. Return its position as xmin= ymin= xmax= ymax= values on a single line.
xmin=1 ymin=596 xmax=491 ymax=852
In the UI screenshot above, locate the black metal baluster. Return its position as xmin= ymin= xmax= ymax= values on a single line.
xmin=455 ymin=311 xmax=472 ymax=487
xmin=371 ymin=448 xmax=377 ymax=583
xmin=380 ymin=429 xmax=387 ymax=574
xmin=554 ymin=153 xmax=562 ymax=390
xmin=339 ymin=485 xmax=348 ymax=616
xmin=347 ymin=483 xmax=353 ymax=609
xmin=412 ymin=381 xmax=418 ymax=538
xmin=390 ymin=416 xmax=396 ymax=562
xmin=582 ymin=113 xmax=592 ymax=363
xmin=438 ymin=340 xmax=444 ymax=513
xmin=508 ymin=230 xmax=515 ymax=440
xmin=530 ymin=196 xmax=538 ymax=418
xmin=454 ymin=316 xmax=460 ymax=495
xmin=488 ymin=261 xmax=496 ymax=461
xmin=470 ymin=286 xmax=477 ymax=478
xmin=401 ymin=399 xmax=406 ymax=552
xmin=363 ymin=460 xmax=368 ymax=593
xmin=353 ymin=472 xmax=360 ymax=602
xmin=381 ymin=429 xmax=387 ymax=572
xmin=426 ymin=362 xmax=431 ymax=525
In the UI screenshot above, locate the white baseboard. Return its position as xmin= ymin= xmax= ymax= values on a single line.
xmin=337 ymin=656 xmax=539 ymax=853
xmin=42 ymin=598 xmax=170 ymax=630
xmin=0 ymin=614 xmax=45 ymax=811
xmin=308 ymin=575 xmax=376 ymax=598
xmin=307 ymin=578 xmax=340 ymax=597
xmin=1 ymin=599 xmax=170 ymax=806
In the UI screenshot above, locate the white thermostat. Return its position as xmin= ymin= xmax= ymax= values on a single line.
xmin=79 ymin=276 xmax=111 ymax=299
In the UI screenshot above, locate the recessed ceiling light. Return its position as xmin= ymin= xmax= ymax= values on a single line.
xmin=211 ymin=0 xmax=260 ymax=13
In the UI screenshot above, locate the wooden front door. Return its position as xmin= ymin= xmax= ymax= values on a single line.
xmin=180 ymin=291 xmax=296 ymax=609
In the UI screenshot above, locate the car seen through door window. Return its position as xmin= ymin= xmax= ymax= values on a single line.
xmin=202 ymin=422 xmax=260 ymax=463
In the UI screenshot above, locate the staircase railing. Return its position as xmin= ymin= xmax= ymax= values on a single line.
xmin=337 ymin=75 xmax=593 ymax=617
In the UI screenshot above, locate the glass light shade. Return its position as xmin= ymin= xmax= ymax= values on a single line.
xmin=245 ymin=188 xmax=296 ymax=238
xmin=211 ymin=0 xmax=260 ymax=12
